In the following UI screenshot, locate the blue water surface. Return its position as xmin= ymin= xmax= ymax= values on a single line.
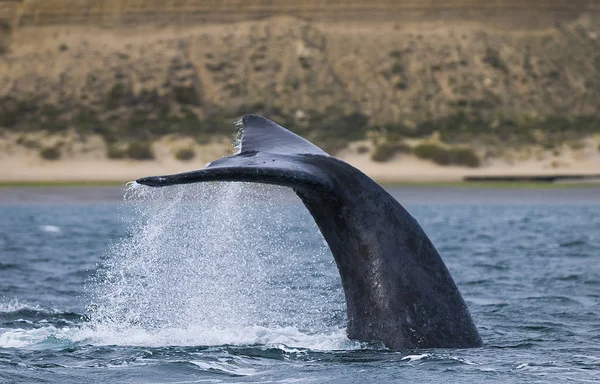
xmin=0 ymin=185 xmax=598 ymax=383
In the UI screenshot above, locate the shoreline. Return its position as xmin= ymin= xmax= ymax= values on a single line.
xmin=1 ymin=136 xmax=599 ymax=189
xmin=1 ymin=180 xmax=599 ymax=189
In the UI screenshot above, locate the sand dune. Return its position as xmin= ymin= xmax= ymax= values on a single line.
xmin=1 ymin=134 xmax=598 ymax=183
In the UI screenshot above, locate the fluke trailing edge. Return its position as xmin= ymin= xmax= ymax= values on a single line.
xmin=137 ymin=115 xmax=483 ymax=349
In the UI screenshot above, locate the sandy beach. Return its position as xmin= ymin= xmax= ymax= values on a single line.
xmin=1 ymin=133 xmax=598 ymax=184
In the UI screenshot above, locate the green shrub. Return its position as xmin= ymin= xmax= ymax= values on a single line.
xmin=414 ymin=143 xmax=480 ymax=167
xmin=195 ymin=134 xmax=212 ymax=145
xmin=319 ymin=139 xmax=347 ymax=155
xmin=448 ymin=148 xmax=481 ymax=167
xmin=568 ymin=141 xmax=586 ymax=150
xmin=39 ymin=104 xmax=67 ymax=133
xmin=371 ymin=144 xmax=396 ymax=162
xmin=16 ymin=136 xmax=40 ymax=149
xmin=126 ymin=142 xmax=154 ymax=160
xmin=305 ymin=110 xmax=369 ymax=144
xmin=173 ymin=85 xmax=200 ymax=105
xmin=482 ymin=47 xmax=508 ymax=73
xmin=106 ymin=145 xmax=126 ymax=159
xmin=250 ymin=52 xmax=266 ymax=62
xmin=298 ymin=57 xmax=310 ymax=69
xmin=74 ymin=108 xmax=104 ymax=135
xmin=39 ymin=146 xmax=61 ymax=160
xmin=414 ymin=143 xmax=452 ymax=165
xmin=105 ymin=83 xmax=128 ymax=109
xmin=391 ymin=62 xmax=404 ymax=74
xmin=389 ymin=50 xmax=402 ymax=58
xmin=0 ymin=98 xmax=23 ymax=127
xmin=371 ymin=141 xmax=412 ymax=162
xmin=205 ymin=61 xmax=226 ymax=72
xmin=356 ymin=145 xmax=369 ymax=154
xmin=394 ymin=78 xmax=408 ymax=90
xmin=286 ymin=77 xmax=300 ymax=90
xmin=101 ymin=131 xmax=119 ymax=144
xmin=175 ymin=148 xmax=195 ymax=161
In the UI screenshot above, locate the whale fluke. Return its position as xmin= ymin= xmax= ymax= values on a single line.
xmin=137 ymin=115 xmax=332 ymax=191
xmin=137 ymin=114 xmax=482 ymax=349
xmin=239 ymin=114 xmax=328 ymax=156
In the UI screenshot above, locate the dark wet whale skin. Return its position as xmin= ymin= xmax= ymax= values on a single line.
xmin=295 ymin=156 xmax=482 ymax=348
xmin=137 ymin=115 xmax=482 ymax=349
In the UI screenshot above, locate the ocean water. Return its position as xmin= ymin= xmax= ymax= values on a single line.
xmin=0 ymin=184 xmax=598 ymax=383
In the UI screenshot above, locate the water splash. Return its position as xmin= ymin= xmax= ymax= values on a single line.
xmin=0 ymin=298 xmax=47 ymax=314
xmin=85 ymin=181 xmax=349 ymax=349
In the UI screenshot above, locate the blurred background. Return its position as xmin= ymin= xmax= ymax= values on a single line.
xmin=0 ymin=0 xmax=599 ymax=183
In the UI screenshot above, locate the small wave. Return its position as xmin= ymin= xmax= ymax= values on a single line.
xmin=559 ymin=240 xmax=587 ymax=248
xmin=190 ymin=357 xmax=259 ymax=377
xmin=0 ymin=299 xmax=81 ymax=325
xmin=0 ymin=323 xmax=364 ymax=352
xmin=468 ymin=297 xmax=509 ymax=307
xmin=400 ymin=353 xmax=477 ymax=366
xmin=0 ymin=263 xmax=21 ymax=271
xmin=40 ymin=225 xmax=61 ymax=233
xmin=0 ymin=308 xmax=81 ymax=324
xmin=0 ymin=326 xmax=71 ymax=349
xmin=0 ymin=299 xmax=44 ymax=314
xmin=473 ymin=262 xmax=510 ymax=271
xmin=74 ymin=325 xmax=362 ymax=351
xmin=521 ymin=295 xmax=582 ymax=305
xmin=401 ymin=353 xmax=430 ymax=362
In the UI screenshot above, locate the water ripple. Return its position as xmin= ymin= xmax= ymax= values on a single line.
xmin=0 ymin=187 xmax=598 ymax=383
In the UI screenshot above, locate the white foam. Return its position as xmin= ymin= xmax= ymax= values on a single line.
xmin=0 ymin=326 xmax=67 ymax=348
xmin=0 ymin=323 xmax=362 ymax=352
xmin=401 ymin=353 xmax=430 ymax=362
xmin=0 ymin=299 xmax=44 ymax=313
xmin=73 ymin=324 xmax=359 ymax=351
xmin=40 ymin=225 xmax=61 ymax=233
xmin=190 ymin=360 xmax=258 ymax=376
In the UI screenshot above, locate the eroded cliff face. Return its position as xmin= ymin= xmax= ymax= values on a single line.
xmin=0 ymin=20 xmax=10 ymax=53
xmin=0 ymin=11 xmax=599 ymax=150
xmin=3 ymin=0 xmax=596 ymax=27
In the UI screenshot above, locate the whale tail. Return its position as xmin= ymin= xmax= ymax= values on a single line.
xmin=137 ymin=115 xmax=483 ymax=349
xmin=137 ymin=115 xmax=333 ymax=192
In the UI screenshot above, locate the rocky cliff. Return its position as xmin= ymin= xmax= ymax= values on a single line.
xmin=4 ymin=0 xmax=597 ymax=27
xmin=0 ymin=2 xmax=599 ymax=155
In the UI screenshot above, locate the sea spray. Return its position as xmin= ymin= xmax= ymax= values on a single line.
xmin=85 ymin=181 xmax=349 ymax=348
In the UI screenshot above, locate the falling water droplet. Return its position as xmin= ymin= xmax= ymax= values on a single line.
xmin=84 ymin=181 xmax=354 ymax=349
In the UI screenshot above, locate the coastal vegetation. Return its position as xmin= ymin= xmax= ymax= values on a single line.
xmin=1 ymin=8 xmax=599 ymax=164
xmin=39 ymin=146 xmax=61 ymax=160
xmin=125 ymin=142 xmax=155 ymax=161
xmin=413 ymin=143 xmax=480 ymax=168
xmin=371 ymin=141 xmax=412 ymax=162
xmin=174 ymin=148 xmax=196 ymax=161
xmin=1 ymin=94 xmax=597 ymax=157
